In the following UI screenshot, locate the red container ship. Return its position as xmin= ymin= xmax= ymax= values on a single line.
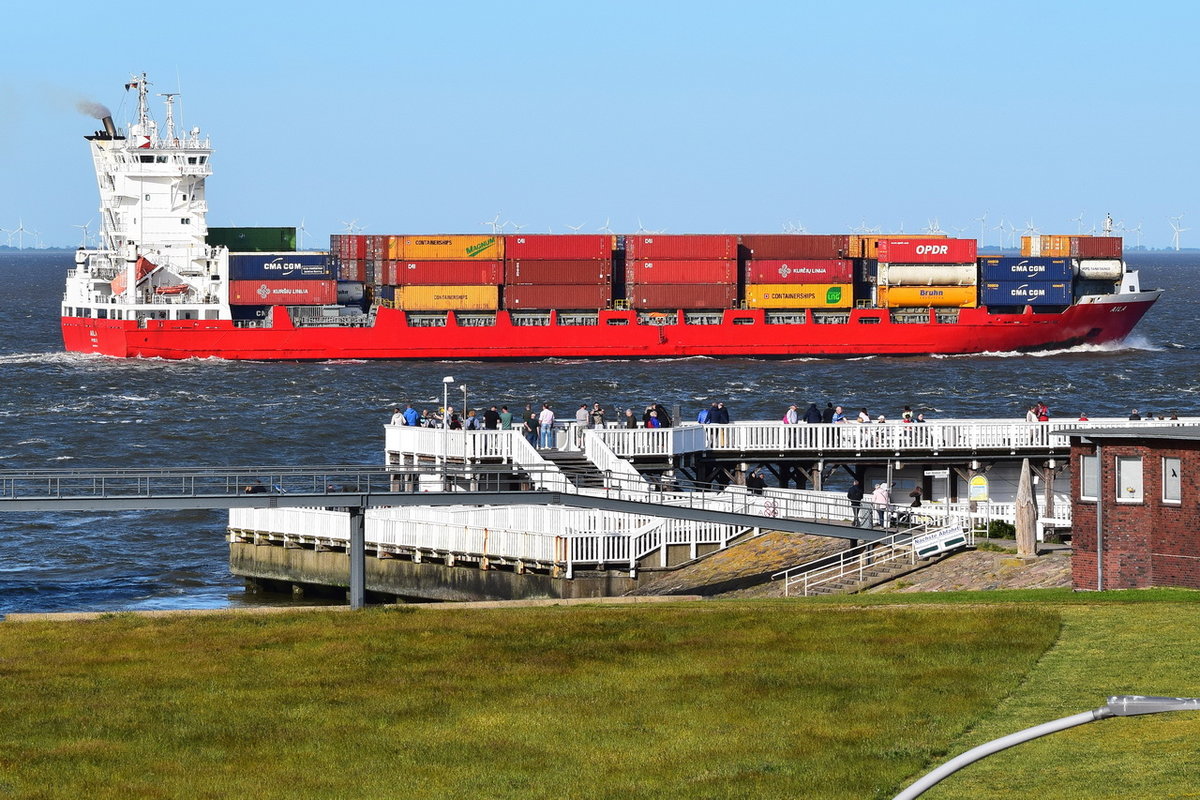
xmin=62 ymin=75 xmax=1162 ymax=361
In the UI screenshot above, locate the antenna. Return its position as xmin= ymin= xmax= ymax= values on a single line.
xmin=1102 ymin=212 xmax=1114 ymax=236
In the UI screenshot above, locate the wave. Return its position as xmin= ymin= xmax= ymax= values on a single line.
xmin=929 ymin=337 xmax=1158 ymax=360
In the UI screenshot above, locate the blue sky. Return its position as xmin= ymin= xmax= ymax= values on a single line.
xmin=1 ymin=0 xmax=1196 ymax=249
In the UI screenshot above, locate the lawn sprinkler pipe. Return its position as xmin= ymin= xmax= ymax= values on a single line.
xmin=893 ymin=696 xmax=1200 ymax=800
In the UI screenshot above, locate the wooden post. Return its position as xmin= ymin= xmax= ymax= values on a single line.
xmin=1015 ymin=458 xmax=1038 ymax=556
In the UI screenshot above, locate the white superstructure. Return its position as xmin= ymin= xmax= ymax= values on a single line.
xmin=63 ymin=74 xmax=230 ymax=323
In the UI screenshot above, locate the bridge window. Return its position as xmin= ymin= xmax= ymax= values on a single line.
xmin=1116 ymin=456 xmax=1143 ymax=503
xmin=1079 ymin=454 xmax=1098 ymax=501
xmin=1163 ymin=457 xmax=1181 ymax=503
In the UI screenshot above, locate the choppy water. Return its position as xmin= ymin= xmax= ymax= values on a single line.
xmin=1 ymin=250 xmax=1197 ymax=613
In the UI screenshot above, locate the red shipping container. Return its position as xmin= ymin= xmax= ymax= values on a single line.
xmin=624 ymin=234 xmax=738 ymax=260
xmin=1071 ymin=236 xmax=1122 ymax=259
xmin=505 ymin=260 xmax=612 ymax=285
xmin=740 ymin=234 xmax=852 ymax=260
xmin=504 ymin=283 xmax=612 ymax=309
xmin=338 ymin=259 xmax=366 ymax=282
xmin=876 ymin=238 xmax=977 ymax=264
xmin=746 ymin=259 xmax=854 ymax=284
xmin=335 ymin=234 xmax=367 ymax=260
xmin=229 ymin=280 xmax=337 ymax=305
xmin=383 ymin=260 xmax=503 ymax=286
xmin=627 ymin=283 xmax=736 ymax=310
xmin=626 ymin=260 xmax=736 ymax=285
xmin=503 ymin=234 xmax=614 ymax=261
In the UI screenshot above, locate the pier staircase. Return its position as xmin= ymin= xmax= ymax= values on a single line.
xmin=537 ymin=450 xmax=608 ymax=489
xmin=773 ymin=525 xmax=971 ymax=597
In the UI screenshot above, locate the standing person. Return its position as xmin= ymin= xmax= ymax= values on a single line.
xmin=803 ymin=403 xmax=822 ymax=424
xmin=642 ymin=405 xmax=654 ymax=427
xmin=574 ymin=403 xmax=589 ymax=445
xmin=915 ymin=412 xmax=927 ymax=423
xmin=654 ymin=403 xmax=672 ymax=428
xmin=713 ymin=402 xmax=730 ymax=424
xmin=697 ymin=405 xmax=710 ymax=424
xmin=909 ymin=485 xmax=923 ymax=507
xmin=746 ymin=469 xmax=767 ymax=495
xmin=647 ymin=410 xmax=661 ymax=428
xmin=403 ymin=404 xmax=420 ymax=427
xmin=821 ymin=402 xmax=835 ymax=424
xmin=499 ymin=405 xmax=514 ymax=430
xmin=483 ymin=405 xmax=501 ymax=430
xmin=847 ymin=479 xmax=868 ymax=528
xmin=901 ymin=405 xmax=914 ymax=423
xmin=390 ymin=407 xmax=404 ymax=426
xmin=871 ymin=482 xmax=891 ymax=528
xmin=831 ymin=406 xmax=846 ymax=423
xmin=857 ymin=408 xmax=871 ymax=423
xmin=624 ymin=408 xmax=639 ymax=428
xmin=522 ymin=404 xmax=538 ymax=447
xmin=783 ymin=405 xmax=799 ymax=424
xmin=538 ymin=403 xmax=556 ymax=449
xmin=464 ymin=409 xmax=482 ymax=430
xmin=1128 ymin=408 xmax=1142 ymax=421
xmin=590 ymin=402 xmax=606 ymax=428
xmin=1036 ymin=401 xmax=1050 ymax=422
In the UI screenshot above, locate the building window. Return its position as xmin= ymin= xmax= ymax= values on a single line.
xmin=1116 ymin=456 xmax=1143 ymax=503
xmin=1163 ymin=457 xmax=1182 ymax=503
xmin=181 ymin=218 xmax=191 ymax=225
xmin=1080 ymin=454 xmax=1099 ymax=500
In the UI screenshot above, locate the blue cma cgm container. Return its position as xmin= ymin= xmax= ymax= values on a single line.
xmin=981 ymin=281 xmax=1072 ymax=306
xmin=979 ymin=257 xmax=1072 ymax=281
xmin=228 ymin=252 xmax=333 ymax=281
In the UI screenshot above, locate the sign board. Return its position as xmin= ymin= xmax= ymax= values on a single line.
xmin=924 ymin=469 xmax=950 ymax=478
xmin=968 ymin=474 xmax=990 ymax=502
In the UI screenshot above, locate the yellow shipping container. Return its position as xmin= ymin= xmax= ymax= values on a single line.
xmin=399 ymin=235 xmax=504 ymax=261
xmin=396 ymin=285 xmax=499 ymax=311
xmin=849 ymin=233 xmax=947 ymax=259
xmin=879 ymin=285 xmax=978 ymax=308
xmin=1040 ymin=235 xmax=1071 ymax=257
xmin=745 ymin=283 xmax=853 ymax=308
xmin=385 ymin=235 xmax=404 ymax=260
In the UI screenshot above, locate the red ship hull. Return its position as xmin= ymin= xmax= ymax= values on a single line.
xmin=61 ymin=292 xmax=1160 ymax=361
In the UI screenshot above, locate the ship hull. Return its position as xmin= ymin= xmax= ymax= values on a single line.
xmin=61 ymin=290 xmax=1160 ymax=361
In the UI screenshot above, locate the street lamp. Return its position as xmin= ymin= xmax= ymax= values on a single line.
xmin=441 ymin=376 xmax=454 ymax=467
xmin=893 ymin=695 xmax=1200 ymax=799
xmin=460 ymin=384 xmax=468 ymax=419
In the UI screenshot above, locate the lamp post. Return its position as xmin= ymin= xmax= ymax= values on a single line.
xmin=441 ymin=376 xmax=454 ymax=468
xmin=893 ymin=695 xmax=1200 ymax=799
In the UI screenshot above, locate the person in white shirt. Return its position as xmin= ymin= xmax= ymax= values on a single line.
xmin=390 ymin=407 xmax=404 ymax=426
xmin=538 ymin=403 xmax=556 ymax=449
xmin=871 ymin=482 xmax=892 ymax=527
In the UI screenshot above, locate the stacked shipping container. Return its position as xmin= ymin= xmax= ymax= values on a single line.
xmin=877 ymin=238 xmax=979 ymax=308
xmin=502 ymin=235 xmax=614 ymax=309
xmin=227 ymin=252 xmax=337 ymax=307
xmin=740 ymin=235 xmax=854 ymax=309
xmin=979 ymin=257 xmax=1072 ymax=307
xmin=624 ymin=235 xmax=738 ymax=309
xmin=1020 ymin=235 xmax=1123 ymax=259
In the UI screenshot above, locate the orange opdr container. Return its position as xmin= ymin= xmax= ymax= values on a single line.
xmin=398 ymin=235 xmax=504 ymax=261
xmin=880 ymin=285 xmax=978 ymax=308
xmin=849 ymin=233 xmax=947 ymax=259
xmin=745 ymin=283 xmax=853 ymax=309
xmin=394 ymin=285 xmax=499 ymax=311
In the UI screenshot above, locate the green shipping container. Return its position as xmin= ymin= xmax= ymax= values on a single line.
xmin=207 ymin=227 xmax=297 ymax=252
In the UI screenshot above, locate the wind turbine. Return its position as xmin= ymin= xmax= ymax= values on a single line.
xmin=1072 ymin=212 xmax=1086 ymax=234
xmin=10 ymin=219 xmax=28 ymax=250
xmin=73 ymin=219 xmax=94 ymax=248
xmin=924 ymin=218 xmax=945 ymax=235
xmin=993 ymin=219 xmax=1007 ymax=249
xmin=482 ymin=212 xmax=502 ymax=234
xmin=340 ymin=219 xmax=363 ymax=234
xmin=598 ymin=218 xmax=613 ymax=235
xmin=565 ymin=222 xmax=585 ymax=233
xmin=297 ymin=218 xmax=310 ymax=249
xmin=1023 ymin=218 xmax=1039 ymax=237
xmin=29 ymin=229 xmax=42 ymax=249
xmin=976 ymin=211 xmax=988 ymax=243
xmin=1169 ymin=215 xmax=1188 ymax=251
xmin=1130 ymin=222 xmax=1143 ymax=248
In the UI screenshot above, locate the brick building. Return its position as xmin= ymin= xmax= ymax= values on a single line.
xmin=1059 ymin=427 xmax=1200 ymax=590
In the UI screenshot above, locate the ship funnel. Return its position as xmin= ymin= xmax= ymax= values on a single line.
xmin=101 ymin=116 xmax=117 ymax=138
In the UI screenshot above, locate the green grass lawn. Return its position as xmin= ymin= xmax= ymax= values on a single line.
xmin=0 ymin=593 xmax=1197 ymax=799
